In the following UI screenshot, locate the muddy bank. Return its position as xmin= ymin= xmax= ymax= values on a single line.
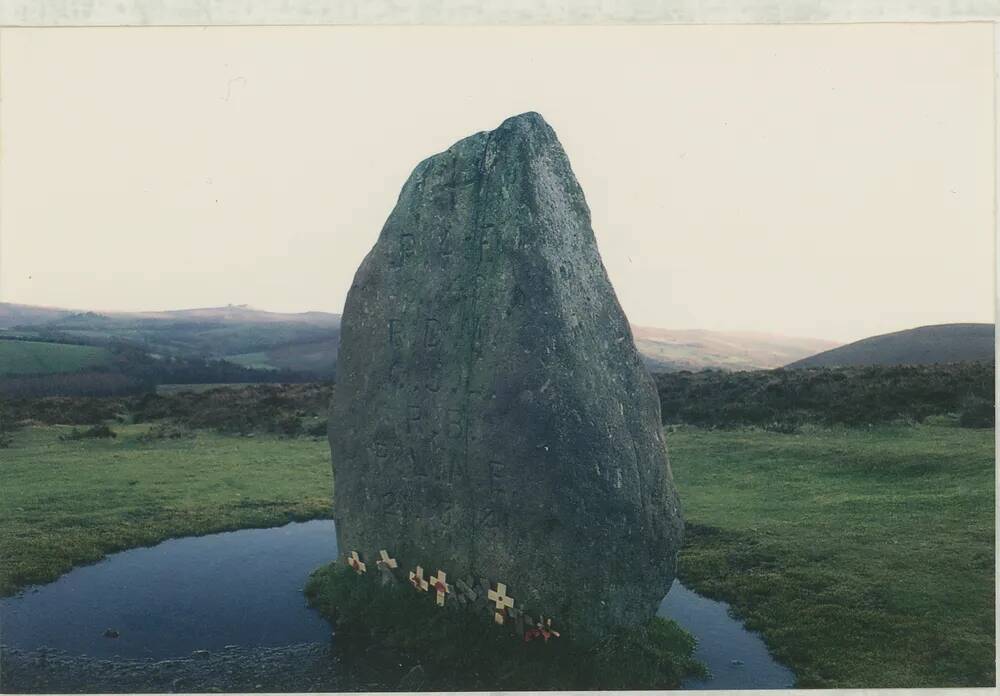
xmin=0 ymin=642 xmax=368 ymax=693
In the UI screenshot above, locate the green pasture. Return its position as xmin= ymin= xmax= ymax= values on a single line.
xmin=0 ymin=425 xmax=332 ymax=595
xmin=0 ymin=340 xmax=112 ymax=376
xmin=668 ymin=424 xmax=994 ymax=688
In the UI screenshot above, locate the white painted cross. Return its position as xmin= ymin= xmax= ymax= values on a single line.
xmin=347 ymin=551 xmax=366 ymax=574
xmin=409 ymin=565 xmax=429 ymax=592
xmin=487 ymin=582 xmax=514 ymax=624
xmin=429 ymin=570 xmax=450 ymax=606
xmin=376 ymin=549 xmax=398 ymax=570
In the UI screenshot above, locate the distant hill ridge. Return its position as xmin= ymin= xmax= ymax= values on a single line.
xmin=2 ymin=302 xmax=839 ymax=374
xmin=631 ymin=325 xmax=839 ymax=372
xmin=0 ymin=303 xmax=340 ymax=329
xmin=0 ymin=303 xmax=343 ymax=377
xmin=787 ymin=323 xmax=995 ymax=368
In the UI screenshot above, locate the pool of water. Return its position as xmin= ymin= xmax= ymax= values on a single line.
xmin=1 ymin=520 xmax=793 ymax=688
xmin=0 ymin=520 xmax=337 ymax=659
xmin=658 ymin=580 xmax=795 ymax=689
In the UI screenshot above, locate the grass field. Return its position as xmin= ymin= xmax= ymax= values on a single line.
xmin=226 ymin=341 xmax=338 ymax=375
xmin=0 ymin=340 xmax=112 ymax=377
xmin=225 ymin=352 xmax=277 ymax=370
xmin=0 ymin=421 xmax=993 ymax=688
xmin=0 ymin=425 xmax=332 ymax=595
xmin=668 ymin=424 xmax=995 ymax=688
xmin=154 ymin=382 xmax=269 ymax=395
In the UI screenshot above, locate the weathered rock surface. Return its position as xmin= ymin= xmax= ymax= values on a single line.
xmin=328 ymin=112 xmax=683 ymax=639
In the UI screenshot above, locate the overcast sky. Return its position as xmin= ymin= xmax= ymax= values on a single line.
xmin=0 ymin=23 xmax=994 ymax=343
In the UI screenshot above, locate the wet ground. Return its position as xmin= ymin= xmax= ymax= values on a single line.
xmin=1 ymin=520 xmax=793 ymax=691
xmin=658 ymin=580 xmax=794 ymax=689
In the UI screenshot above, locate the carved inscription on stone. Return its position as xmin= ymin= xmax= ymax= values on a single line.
xmin=329 ymin=112 xmax=684 ymax=641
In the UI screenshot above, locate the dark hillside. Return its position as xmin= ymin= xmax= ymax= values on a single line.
xmin=788 ymin=323 xmax=994 ymax=368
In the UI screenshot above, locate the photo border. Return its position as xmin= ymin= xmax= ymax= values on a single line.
xmin=0 ymin=0 xmax=998 ymax=27
xmin=0 ymin=3 xmax=995 ymax=696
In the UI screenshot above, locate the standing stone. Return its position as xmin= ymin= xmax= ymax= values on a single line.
xmin=329 ymin=112 xmax=683 ymax=640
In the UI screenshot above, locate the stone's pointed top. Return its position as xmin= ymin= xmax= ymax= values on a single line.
xmin=435 ymin=112 xmax=553 ymax=157
xmin=498 ymin=111 xmax=549 ymax=129
xmin=399 ymin=111 xmax=567 ymax=212
xmin=492 ymin=111 xmax=557 ymax=142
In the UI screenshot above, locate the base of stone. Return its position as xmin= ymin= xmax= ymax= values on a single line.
xmin=304 ymin=561 xmax=706 ymax=691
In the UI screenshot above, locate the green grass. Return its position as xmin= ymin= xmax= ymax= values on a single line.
xmin=667 ymin=424 xmax=995 ymax=688
xmin=0 ymin=425 xmax=332 ymax=595
xmin=0 ymin=418 xmax=993 ymax=688
xmin=226 ymin=341 xmax=337 ymax=375
xmin=0 ymin=340 xmax=112 ymax=376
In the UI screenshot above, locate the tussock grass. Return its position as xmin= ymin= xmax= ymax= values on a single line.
xmin=670 ymin=424 xmax=995 ymax=687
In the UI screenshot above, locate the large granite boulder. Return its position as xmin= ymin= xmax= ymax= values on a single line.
xmin=328 ymin=112 xmax=683 ymax=640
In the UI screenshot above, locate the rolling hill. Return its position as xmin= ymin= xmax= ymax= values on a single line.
xmin=0 ymin=303 xmax=340 ymax=329
xmin=0 ymin=303 xmax=341 ymax=364
xmin=632 ymin=326 xmax=839 ymax=372
xmin=223 ymin=326 xmax=831 ymax=376
xmin=787 ymin=323 xmax=995 ymax=368
xmin=2 ymin=302 xmax=844 ymax=376
xmin=0 ymin=303 xmax=77 ymax=329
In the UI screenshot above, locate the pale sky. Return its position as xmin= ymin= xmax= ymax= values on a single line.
xmin=0 ymin=24 xmax=994 ymax=343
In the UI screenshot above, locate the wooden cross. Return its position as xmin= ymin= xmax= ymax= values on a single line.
xmin=409 ymin=565 xmax=429 ymax=592
xmin=347 ymin=551 xmax=366 ymax=574
xmin=429 ymin=570 xmax=450 ymax=606
xmin=487 ymin=582 xmax=514 ymax=624
xmin=376 ymin=549 xmax=398 ymax=570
